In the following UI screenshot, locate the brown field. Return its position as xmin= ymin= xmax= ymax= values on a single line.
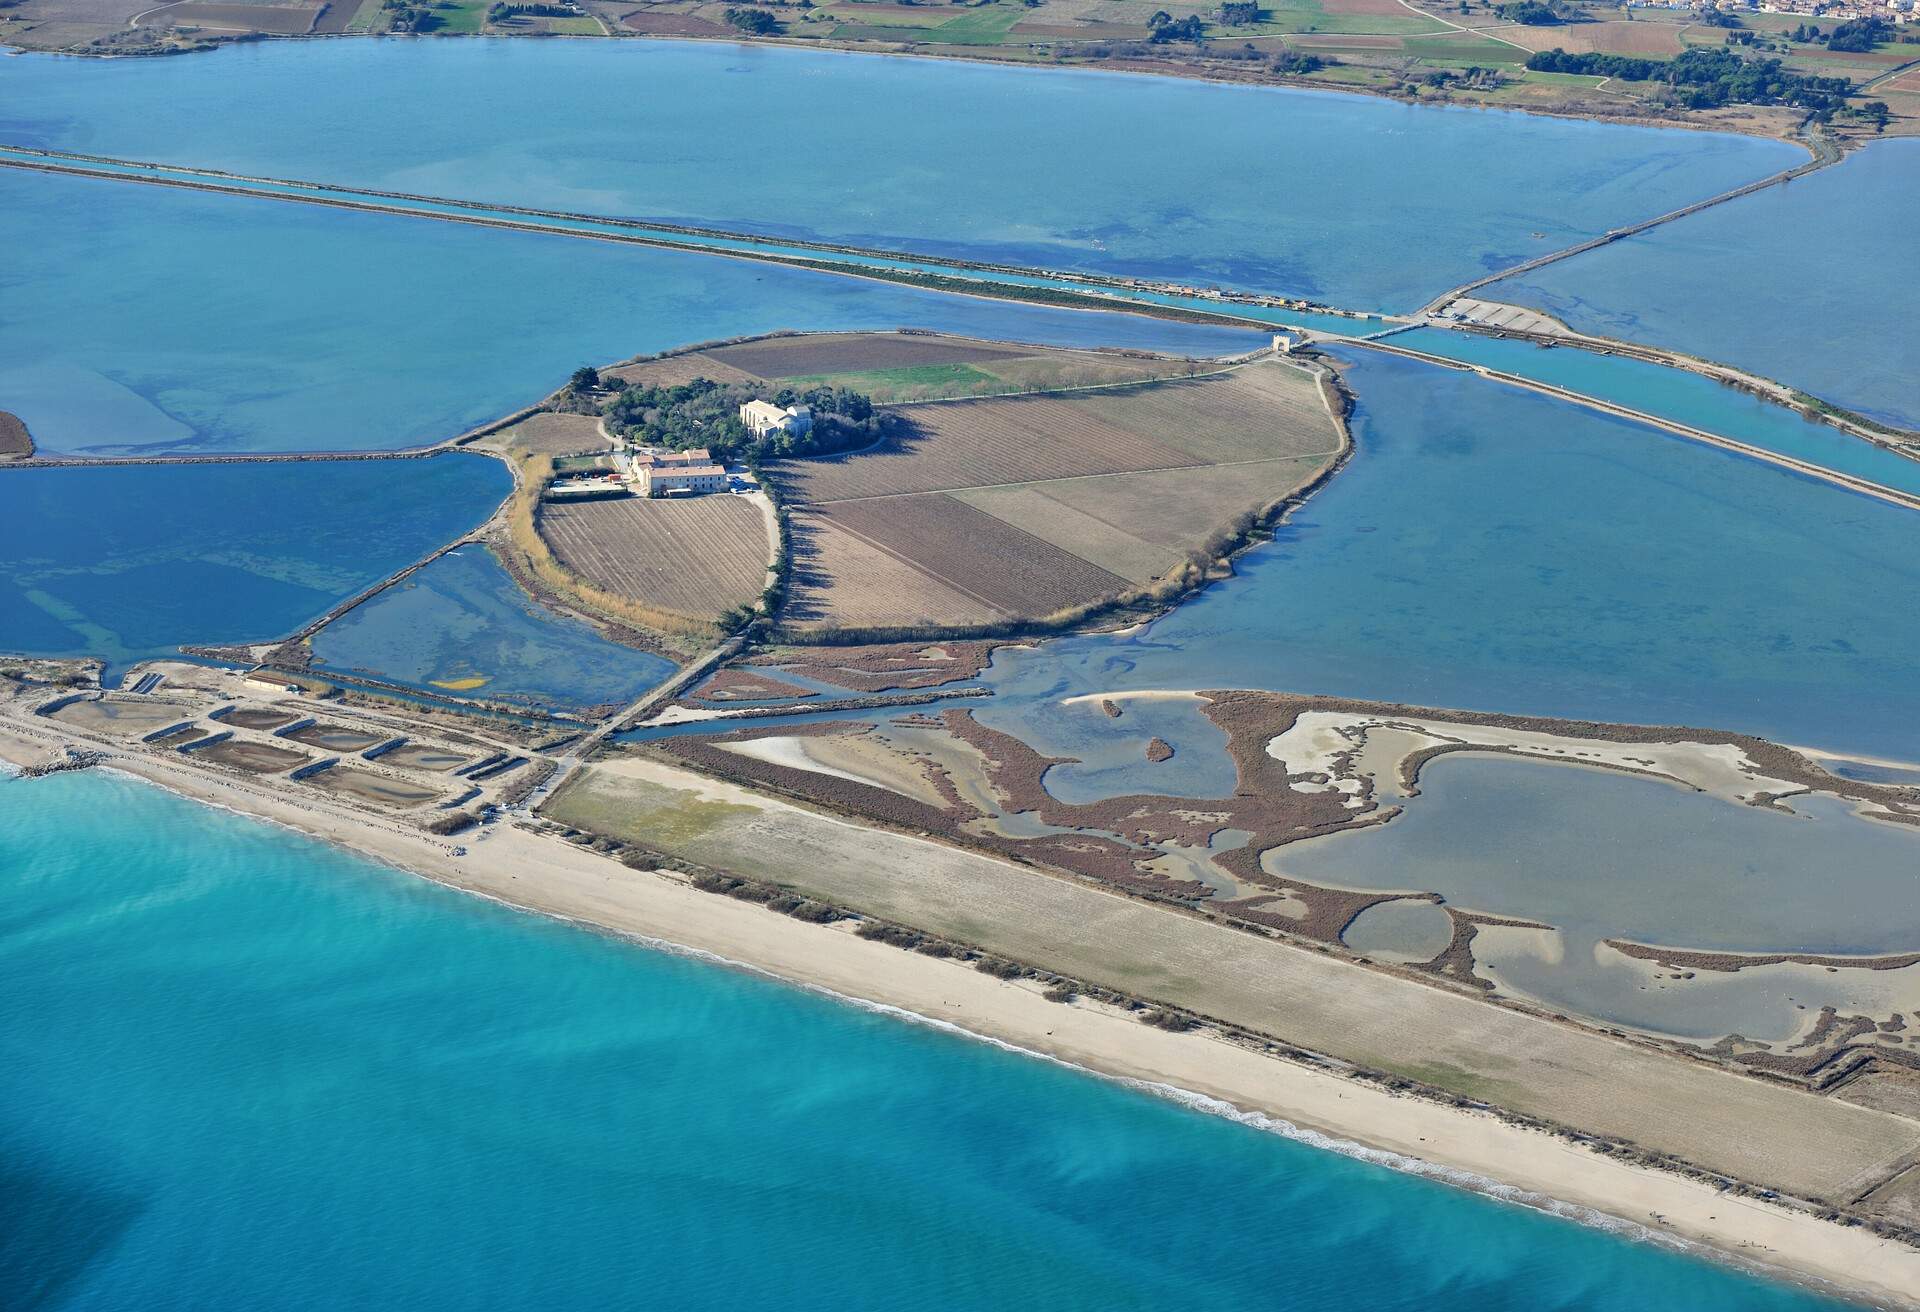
xmin=538 ymin=493 xmax=770 ymax=622
xmin=705 ymin=334 xmax=1031 ymax=378
xmin=489 ymin=411 xmax=606 ymax=458
xmin=620 ymin=7 xmax=725 ymax=30
xmin=951 ymin=457 xmax=1326 ymax=583
xmin=0 ymin=411 xmax=32 ymax=460
xmin=1492 ymin=20 xmax=1685 ymax=55
xmin=813 ymin=495 xmax=1130 ymax=617
xmin=135 ymin=0 xmax=321 ymax=30
xmin=782 ymin=395 xmax=1194 ymax=502
xmin=191 ymin=738 xmax=311 ymax=773
xmin=785 ymin=512 xmax=1006 ymax=629
xmin=310 ymin=0 xmax=359 ymax=31
xmin=1068 ymin=365 xmax=1336 ymax=463
xmin=606 ymin=352 xmax=759 ymax=389
xmin=774 ymin=359 xmax=1340 ymax=631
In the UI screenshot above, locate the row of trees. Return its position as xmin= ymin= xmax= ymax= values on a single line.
xmin=1525 ymin=46 xmax=1853 ymax=113
xmin=602 ymin=376 xmax=886 ymax=462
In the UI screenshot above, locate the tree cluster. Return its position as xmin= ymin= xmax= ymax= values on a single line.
xmin=1148 ymin=11 xmax=1207 ymax=41
xmin=1496 ymin=0 xmax=1563 ymax=25
xmin=1217 ymin=1 xmax=1261 ymax=25
xmin=724 ymin=5 xmax=781 ymax=33
xmin=1827 ymin=17 xmax=1892 ymax=52
xmin=1525 ymin=46 xmax=1853 ymax=113
xmin=1271 ymin=48 xmax=1330 ymax=73
xmin=604 ymin=376 xmax=885 ymax=462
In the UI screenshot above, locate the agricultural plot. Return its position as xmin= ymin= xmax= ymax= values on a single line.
xmin=813 ymin=496 xmax=1130 ymax=617
xmin=538 ymin=493 xmax=770 ymax=623
xmin=487 ymin=412 xmax=606 ymax=459
xmin=1490 ymin=20 xmax=1685 ymax=55
xmin=696 ymin=332 xmax=1199 ymax=403
xmin=133 ymin=0 xmax=324 ymax=30
xmin=773 ymin=358 xmax=1342 ymax=632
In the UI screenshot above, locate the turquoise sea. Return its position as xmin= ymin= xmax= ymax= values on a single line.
xmin=1488 ymin=138 xmax=1919 ymax=430
xmin=0 ymin=769 xmax=1855 ymax=1312
xmin=0 ymin=455 xmax=509 ymax=676
xmin=0 ymin=40 xmax=1799 ymax=309
xmin=0 ymin=169 xmax=1263 ymax=455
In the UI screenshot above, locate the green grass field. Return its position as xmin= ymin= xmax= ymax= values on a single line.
xmin=427 ymin=0 xmax=488 ymax=31
xmin=1248 ymin=0 xmax=1448 ymax=36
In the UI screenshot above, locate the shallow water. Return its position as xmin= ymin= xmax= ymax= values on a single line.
xmin=0 ymin=168 xmax=1264 ymax=455
xmin=310 ymin=546 xmax=675 ymax=714
xmin=1487 ymin=138 xmax=1920 ymax=430
xmin=0 ymin=768 xmax=1854 ymax=1311
xmin=1271 ymin=753 xmax=1920 ymax=1040
xmin=978 ymin=347 xmax=1920 ymax=763
xmin=1385 ymin=328 xmax=1920 ymax=496
xmin=0 ymin=40 xmax=1798 ymax=309
xmin=0 ymin=454 xmax=509 ymax=675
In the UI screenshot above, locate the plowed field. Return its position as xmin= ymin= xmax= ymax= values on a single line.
xmin=540 ymin=494 xmax=770 ymax=621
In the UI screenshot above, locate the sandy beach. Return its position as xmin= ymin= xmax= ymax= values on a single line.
xmin=3 ymin=715 xmax=1916 ymax=1308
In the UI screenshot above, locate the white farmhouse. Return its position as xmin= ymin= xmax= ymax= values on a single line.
xmin=739 ymin=400 xmax=814 ymax=439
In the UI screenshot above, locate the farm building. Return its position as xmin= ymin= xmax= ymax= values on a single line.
xmin=739 ymin=400 xmax=813 ymax=439
xmin=630 ymin=446 xmax=728 ymax=497
xmin=635 ymin=462 xmax=727 ymax=497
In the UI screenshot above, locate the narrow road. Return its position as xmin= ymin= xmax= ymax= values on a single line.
xmin=1347 ymin=336 xmax=1920 ymax=513
xmin=1419 ymin=132 xmax=1842 ymax=315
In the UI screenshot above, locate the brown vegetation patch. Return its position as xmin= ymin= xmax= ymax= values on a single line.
xmin=693 ymin=670 xmax=820 ymax=702
xmin=538 ymin=493 xmax=769 ymax=623
xmin=1607 ymin=941 xmax=1920 ymax=975
xmin=0 ymin=411 xmax=32 ymax=460
xmin=491 ymin=412 xmax=606 ymax=458
xmin=767 ymin=640 xmax=1000 ymax=691
xmin=705 ymin=333 xmax=1029 ymax=379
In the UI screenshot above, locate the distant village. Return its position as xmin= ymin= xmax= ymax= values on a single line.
xmin=1627 ymin=0 xmax=1916 ymax=21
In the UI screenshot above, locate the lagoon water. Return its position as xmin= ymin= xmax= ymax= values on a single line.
xmin=1387 ymin=327 xmax=1920 ymax=496
xmin=0 ymin=455 xmax=508 ymax=675
xmin=1489 ymin=138 xmax=1920 ymax=430
xmin=0 ymin=169 xmax=1262 ymax=455
xmin=979 ymin=348 xmax=1920 ymax=764
xmin=0 ymin=40 xmax=1799 ymax=309
xmin=310 ymin=546 xmax=674 ymax=713
xmin=0 ymin=768 xmax=1855 ymax=1312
